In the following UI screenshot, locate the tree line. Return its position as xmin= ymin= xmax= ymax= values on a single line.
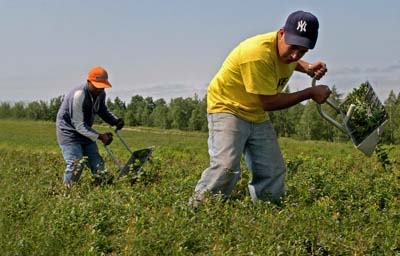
xmin=1 ymin=84 xmax=399 ymax=144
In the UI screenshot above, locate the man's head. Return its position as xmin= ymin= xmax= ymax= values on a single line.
xmin=87 ymin=66 xmax=112 ymax=88
xmin=87 ymin=66 xmax=112 ymax=96
xmin=284 ymin=11 xmax=319 ymax=50
xmin=277 ymin=11 xmax=319 ymax=64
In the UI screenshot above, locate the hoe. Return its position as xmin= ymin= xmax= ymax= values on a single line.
xmin=104 ymin=129 xmax=154 ymax=180
xmin=312 ymin=78 xmax=387 ymax=156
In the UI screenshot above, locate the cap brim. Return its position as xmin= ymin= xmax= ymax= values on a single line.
xmin=284 ymin=32 xmax=315 ymax=49
xmin=90 ymin=80 xmax=112 ymax=88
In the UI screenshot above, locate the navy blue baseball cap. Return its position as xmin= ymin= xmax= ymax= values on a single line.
xmin=283 ymin=10 xmax=319 ymax=49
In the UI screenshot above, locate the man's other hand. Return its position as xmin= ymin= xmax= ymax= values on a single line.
xmin=98 ymin=132 xmax=113 ymax=145
xmin=309 ymin=62 xmax=328 ymax=80
xmin=115 ymin=118 xmax=125 ymax=130
xmin=310 ymin=85 xmax=331 ymax=104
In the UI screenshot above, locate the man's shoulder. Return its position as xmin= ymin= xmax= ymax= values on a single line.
xmin=66 ymin=83 xmax=86 ymax=96
xmin=245 ymin=31 xmax=276 ymax=41
xmin=63 ymin=84 xmax=88 ymax=104
xmin=241 ymin=31 xmax=276 ymax=47
xmin=239 ymin=31 xmax=277 ymax=62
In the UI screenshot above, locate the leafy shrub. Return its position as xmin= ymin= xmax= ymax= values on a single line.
xmin=1 ymin=120 xmax=400 ymax=255
xmin=340 ymin=82 xmax=387 ymax=145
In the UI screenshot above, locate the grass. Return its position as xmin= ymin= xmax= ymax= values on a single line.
xmin=0 ymin=119 xmax=399 ymax=255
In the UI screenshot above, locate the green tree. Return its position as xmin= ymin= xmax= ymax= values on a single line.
xmin=26 ymin=101 xmax=49 ymax=120
xmin=297 ymin=85 xmax=347 ymax=142
xmin=11 ymin=102 xmax=27 ymax=119
xmin=269 ymin=86 xmax=299 ymax=137
xmin=49 ymin=95 xmax=64 ymax=121
xmin=189 ymin=95 xmax=207 ymax=131
xmin=288 ymin=103 xmax=305 ymax=138
xmin=383 ymin=90 xmax=397 ymax=144
xmin=107 ymin=96 xmax=126 ymax=120
xmin=141 ymin=97 xmax=155 ymax=126
xmin=149 ymin=99 xmax=171 ymax=129
xmin=0 ymin=102 xmax=12 ymax=118
xmin=324 ymin=85 xmax=346 ymax=142
xmin=169 ymin=97 xmax=196 ymax=130
xmin=126 ymin=95 xmax=145 ymax=126
xmin=298 ymin=100 xmax=319 ymax=140
xmin=392 ymin=104 xmax=400 ymax=144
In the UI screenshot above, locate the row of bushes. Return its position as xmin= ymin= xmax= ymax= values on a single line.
xmin=1 ymin=85 xmax=399 ymax=144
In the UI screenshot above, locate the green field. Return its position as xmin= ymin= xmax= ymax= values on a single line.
xmin=1 ymin=119 xmax=399 ymax=255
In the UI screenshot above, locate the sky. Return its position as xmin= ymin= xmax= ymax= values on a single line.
xmin=1 ymin=0 xmax=399 ymax=103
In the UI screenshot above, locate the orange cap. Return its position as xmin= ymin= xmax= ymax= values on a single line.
xmin=87 ymin=66 xmax=112 ymax=88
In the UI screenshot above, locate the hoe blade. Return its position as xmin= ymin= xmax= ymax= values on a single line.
xmin=117 ymin=147 xmax=154 ymax=179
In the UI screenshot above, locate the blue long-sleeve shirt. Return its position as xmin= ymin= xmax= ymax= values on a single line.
xmin=56 ymin=83 xmax=119 ymax=145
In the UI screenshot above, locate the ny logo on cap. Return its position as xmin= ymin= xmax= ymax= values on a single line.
xmin=297 ymin=20 xmax=307 ymax=32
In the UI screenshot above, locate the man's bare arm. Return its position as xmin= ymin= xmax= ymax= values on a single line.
xmin=259 ymin=85 xmax=331 ymax=111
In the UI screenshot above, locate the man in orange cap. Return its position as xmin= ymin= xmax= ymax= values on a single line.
xmin=56 ymin=66 xmax=124 ymax=187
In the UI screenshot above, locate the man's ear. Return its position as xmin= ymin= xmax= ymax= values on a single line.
xmin=277 ymin=28 xmax=285 ymax=40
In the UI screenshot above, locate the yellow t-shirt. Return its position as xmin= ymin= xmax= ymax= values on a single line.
xmin=207 ymin=31 xmax=298 ymax=123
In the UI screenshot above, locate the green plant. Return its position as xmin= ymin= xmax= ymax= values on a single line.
xmin=340 ymin=82 xmax=387 ymax=145
xmin=1 ymin=120 xmax=400 ymax=255
xmin=374 ymin=144 xmax=393 ymax=171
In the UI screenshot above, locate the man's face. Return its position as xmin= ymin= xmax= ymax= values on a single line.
xmin=87 ymin=81 xmax=105 ymax=97
xmin=277 ymin=29 xmax=308 ymax=64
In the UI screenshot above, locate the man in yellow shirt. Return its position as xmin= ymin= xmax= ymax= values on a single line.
xmin=191 ymin=10 xmax=331 ymax=206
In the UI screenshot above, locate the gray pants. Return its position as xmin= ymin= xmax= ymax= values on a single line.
xmin=194 ymin=113 xmax=286 ymax=203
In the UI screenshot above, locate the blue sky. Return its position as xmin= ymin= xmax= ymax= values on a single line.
xmin=1 ymin=0 xmax=399 ymax=103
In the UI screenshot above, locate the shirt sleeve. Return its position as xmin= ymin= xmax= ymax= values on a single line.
xmin=71 ymin=90 xmax=99 ymax=141
xmin=97 ymin=93 xmax=119 ymax=126
xmin=240 ymin=59 xmax=278 ymax=95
